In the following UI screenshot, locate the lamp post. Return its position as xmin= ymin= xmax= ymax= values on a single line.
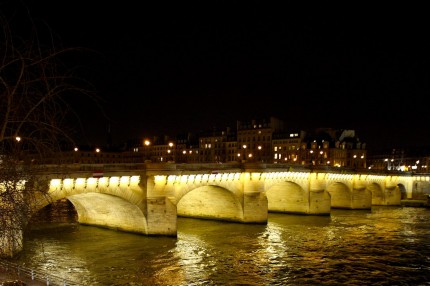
xmin=258 ymin=145 xmax=262 ymax=162
xmin=168 ymin=142 xmax=174 ymax=162
xmin=353 ymin=154 xmax=357 ymax=169
xmin=143 ymin=139 xmax=151 ymax=162
xmin=14 ymin=136 xmax=22 ymax=161
xmin=242 ymin=144 xmax=247 ymax=163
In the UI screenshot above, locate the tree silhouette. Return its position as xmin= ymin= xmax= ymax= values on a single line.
xmin=0 ymin=5 xmax=99 ymax=257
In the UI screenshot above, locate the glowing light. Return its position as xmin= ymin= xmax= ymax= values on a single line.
xmin=63 ymin=178 xmax=73 ymax=187
xmin=165 ymin=175 xmax=174 ymax=183
xmin=98 ymin=177 xmax=108 ymax=186
xmin=130 ymin=176 xmax=140 ymax=184
xmin=120 ymin=176 xmax=130 ymax=185
xmin=109 ymin=177 xmax=119 ymax=185
xmin=76 ymin=178 xmax=86 ymax=186
xmin=87 ymin=178 xmax=97 ymax=186
xmin=252 ymin=173 xmax=260 ymax=180
xmin=155 ymin=175 xmax=167 ymax=183
xmin=50 ymin=179 xmax=61 ymax=188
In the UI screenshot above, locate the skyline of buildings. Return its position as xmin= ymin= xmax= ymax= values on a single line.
xmin=34 ymin=116 xmax=430 ymax=173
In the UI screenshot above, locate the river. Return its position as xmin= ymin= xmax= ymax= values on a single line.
xmin=4 ymin=204 xmax=430 ymax=285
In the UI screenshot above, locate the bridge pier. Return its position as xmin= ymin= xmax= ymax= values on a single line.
xmin=308 ymin=189 xmax=331 ymax=215
xmin=146 ymin=196 xmax=177 ymax=236
xmin=351 ymin=188 xmax=372 ymax=209
xmin=243 ymin=173 xmax=268 ymax=223
xmin=242 ymin=191 xmax=268 ymax=223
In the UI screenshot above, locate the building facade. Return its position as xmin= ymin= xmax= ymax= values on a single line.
xmin=38 ymin=117 xmax=374 ymax=170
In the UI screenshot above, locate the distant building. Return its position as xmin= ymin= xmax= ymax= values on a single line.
xmin=236 ymin=117 xmax=283 ymax=163
xmin=272 ymin=130 xmax=305 ymax=164
xmin=34 ymin=116 xmax=375 ymax=170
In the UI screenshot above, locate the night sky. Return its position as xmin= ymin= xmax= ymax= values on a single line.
xmin=2 ymin=1 xmax=429 ymax=150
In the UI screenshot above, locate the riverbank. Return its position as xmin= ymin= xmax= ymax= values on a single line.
xmin=0 ymin=266 xmax=46 ymax=286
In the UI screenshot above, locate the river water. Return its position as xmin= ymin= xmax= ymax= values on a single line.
xmin=5 ymin=204 xmax=430 ymax=285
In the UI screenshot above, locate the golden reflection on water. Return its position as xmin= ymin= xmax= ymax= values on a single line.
xmin=9 ymin=207 xmax=430 ymax=285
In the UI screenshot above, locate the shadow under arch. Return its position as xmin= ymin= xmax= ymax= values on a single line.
xmin=29 ymin=198 xmax=77 ymax=223
xmin=398 ymin=183 xmax=407 ymax=200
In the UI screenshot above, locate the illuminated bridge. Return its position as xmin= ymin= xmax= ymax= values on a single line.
xmin=34 ymin=162 xmax=422 ymax=237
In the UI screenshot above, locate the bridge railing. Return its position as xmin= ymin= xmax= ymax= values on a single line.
xmin=0 ymin=259 xmax=80 ymax=285
xmin=26 ymin=162 xmax=420 ymax=177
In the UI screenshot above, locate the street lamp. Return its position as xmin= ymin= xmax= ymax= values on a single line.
xmin=142 ymin=139 xmax=151 ymax=162
xmin=258 ymin=145 xmax=262 ymax=162
xmin=168 ymin=142 xmax=174 ymax=162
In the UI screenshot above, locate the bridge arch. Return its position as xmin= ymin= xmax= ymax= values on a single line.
xmin=368 ymin=182 xmax=385 ymax=205
xmin=398 ymin=183 xmax=407 ymax=200
xmin=327 ymin=182 xmax=353 ymax=209
xmin=176 ymin=185 xmax=244 ymax=221
xmin=265 ymin=180 xmax=331 ymax=215
xmin=67 ymin=193 xmax=147 ymax=233
xmin=266 ymin=181 xmax=305 ymax=214
xmin=35 ymin=176 xmax=149 ymax=234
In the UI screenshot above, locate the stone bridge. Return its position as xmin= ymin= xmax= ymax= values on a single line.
xmin=34 ymin=162 xmax=417 ymax=237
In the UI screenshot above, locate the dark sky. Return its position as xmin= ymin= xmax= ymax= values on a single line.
xmin=2 ymin=1 xmax=429 ymax=150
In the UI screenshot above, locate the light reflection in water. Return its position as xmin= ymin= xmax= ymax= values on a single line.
xmin=5 ymin=206 xmax=430 ymax=285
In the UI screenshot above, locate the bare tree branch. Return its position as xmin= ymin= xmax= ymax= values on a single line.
xmin=0 ymin=4 xmax=102 ymax=257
